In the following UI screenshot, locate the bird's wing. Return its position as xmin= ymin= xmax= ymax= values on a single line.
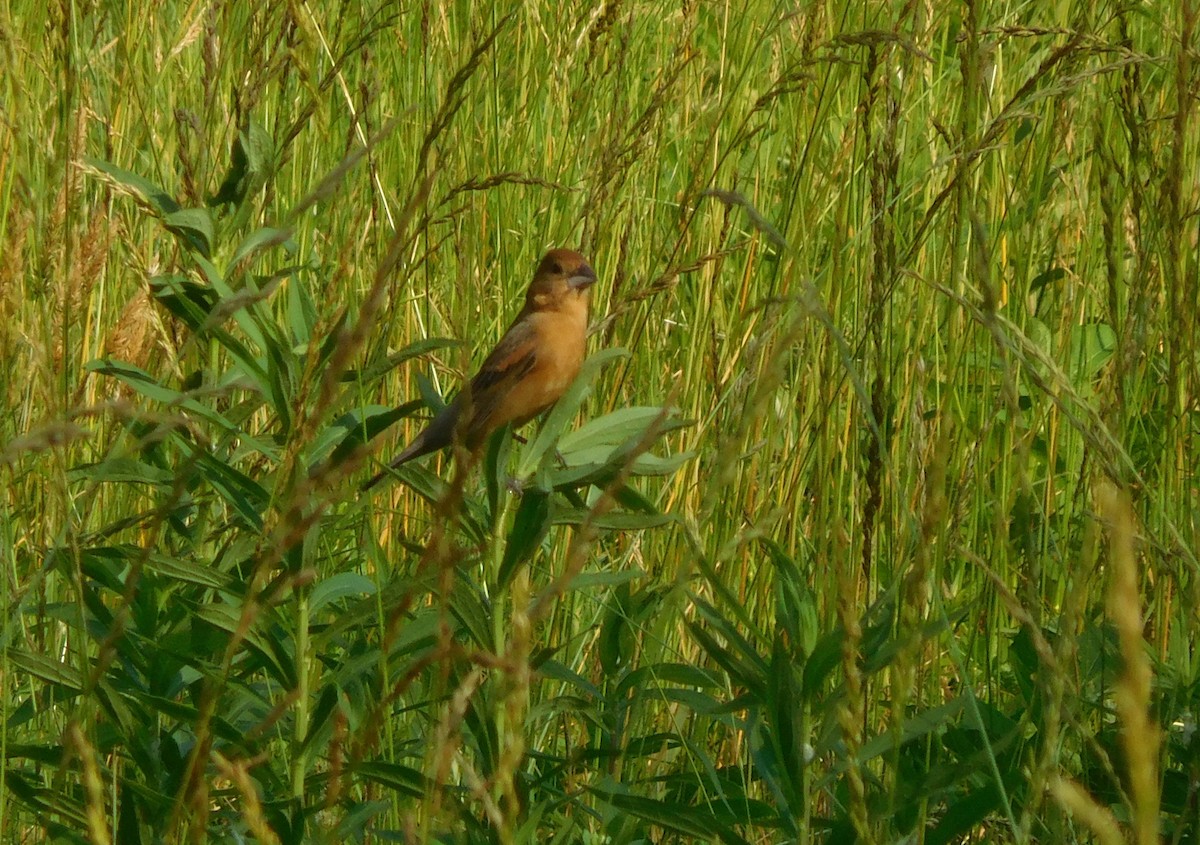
xmin=461 ymin=315 xmax=539 ymax=434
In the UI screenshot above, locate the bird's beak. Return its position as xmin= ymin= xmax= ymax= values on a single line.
xmin=569 ymin=264 xmax=597 ymax=290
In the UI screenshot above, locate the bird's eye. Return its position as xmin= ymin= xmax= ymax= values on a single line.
xmin=550 ymin=262 xmax=562 ymax=274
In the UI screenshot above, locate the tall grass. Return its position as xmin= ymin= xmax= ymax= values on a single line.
xmin=2 ymin=1 xmax=1197 ymax=843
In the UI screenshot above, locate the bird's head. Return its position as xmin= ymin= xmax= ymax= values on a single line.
xmin=525 ymin=248 xmax=596 ymax=312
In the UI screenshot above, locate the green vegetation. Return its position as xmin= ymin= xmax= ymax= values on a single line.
xmin=2 ymin=1 xmax=1197 ymax=842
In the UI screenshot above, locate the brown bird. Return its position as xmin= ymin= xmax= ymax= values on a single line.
xmin=363 ymin=248 xmax=597 ymax=489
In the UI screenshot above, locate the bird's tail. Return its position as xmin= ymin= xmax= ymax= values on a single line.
xmin=361 ymin=436 xmax=428 ymax=490
xmin=361 ymin=400 xmax=461 ymax=491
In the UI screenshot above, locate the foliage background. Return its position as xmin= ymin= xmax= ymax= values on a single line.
xmin=1 ymin=1 xmax=1197 ymax=843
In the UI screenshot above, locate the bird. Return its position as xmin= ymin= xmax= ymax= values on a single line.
xmin=363 ymin=248 xmax=597 ymax=490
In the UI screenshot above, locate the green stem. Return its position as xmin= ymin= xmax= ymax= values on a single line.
xmin=292 ymin=590 xmax=310 ymax=801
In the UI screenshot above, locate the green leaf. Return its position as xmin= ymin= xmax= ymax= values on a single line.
xmin=449 ymin=579 xmax=494 ymax=651
xmin=85 ymin=358 xmax=184 ymax=404
xmin=688 ymin=598 xmax=770 ymax=697
xmin=658 ymin=687 xmax=725 ymax=715
xmin=144 ymin=553 xmax=232 ymax=590
xmin=309 ymin=572 xmax=377 ymax=615
xmin=852 ymin=698 xmax=968 ymax=766
xmin=624 ymin=731 xmax=682 ymax=757
xmin=497 ymin=489 xmax=550 ymax=589
xmin=7 ymin=649 xmax=84 ymax=692
xmin=211 ymin=122 xmax=274 ymax=208
xmin=549 ymin=405 xmax=692 ymax=488
xmin=598 ymin=584 xmax=665 ymax=675
xmin=198 ymin=253 xmax=269 ymax=352
xmin=332 ymin=800 xmax=391 ymax=839
xmin=70 ymin=457 xmax=175 ymax=486
xmin=356 ymin=761 xmax=426 ymax=798
xmin=86 ymin=357 xmax=277 ymax=455
xmin=3 ymin=767 xmax=89 ymax=828
xmin=567 ymin=567 xmax=645 ymax=590
xmin=557 ymin=406 xmax=685 ymax=453
xmin=616 ymin=662 xmax=724 ymax=697
xmin=761 ymin=538 xmax=819 ymax=656
xmin=1029 ymin=266 xmax=1065 ymax=293
xmin=927 ymin=785 xmax=1003 ymax=845
xmin=83 ymin=156 xmax=180 ymax=215
xmin=257 ymin=316 xmax=297 ymax=429
xmin=591 ymin=786 xmax=746 ymax=843
xmin=242 ymin=122 xmax=275 ymax=178
xmin=516 ymin=347 xmax=629 ymax=476
xmin=194 ymin=451 xmax=269 ymax=530
xmin=483 ymin=421 xmax=514 ymax=519
xmin=192 ymin=602 xmax=293 ymax=686
xmin=320 ymin=401 xmax=422 ymax=467
xmin=287 ymin=261 xmax=319 ymax=346
xmin=150 ymin=274 xmax=217 ymax=331
xmin=163 ymin=208 xmax=215 ymax=258
xmin=352 ymin=337 xmax=462 ymax=384
xmin=1068 ymin=323 xmax=1117 ymax=384
xmin=367 ymin=459 xmax=452 ymax=506
xmin=133 ymin=692 xmax=202 ymax=723
xmin=549 ymin=449 xmax=693 ymax=488
xmin=550 ymin=508 xmax=673 ymax=530
xmin=538 ymin=659 xmax=603 ymax=698
xmin=229 ymin=226 xmax=293 ymax=269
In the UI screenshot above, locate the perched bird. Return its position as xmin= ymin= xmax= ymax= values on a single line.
xmin=363 ymin=248 xmax=597 ymax=489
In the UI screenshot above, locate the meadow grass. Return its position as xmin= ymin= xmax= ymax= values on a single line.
xmin=1 ymin=1 xmax=1197 ymax=843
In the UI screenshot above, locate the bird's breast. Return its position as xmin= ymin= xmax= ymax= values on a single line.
xmin=503 ymin=310 xmax=587 ymax=426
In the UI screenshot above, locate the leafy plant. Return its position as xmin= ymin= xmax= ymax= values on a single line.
xmin=5 ymin=121 xmax=688 ymax=842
